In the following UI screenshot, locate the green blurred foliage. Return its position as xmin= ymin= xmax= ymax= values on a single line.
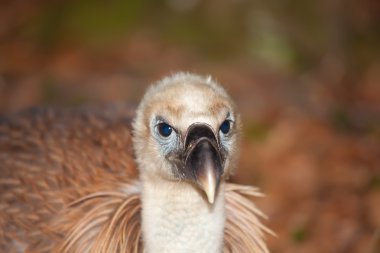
xmin=291 ymin=225 xmax=309 ymax=244
xmin=28 ymin=0 xmax=145 ymax=47
xmin=21 ymin=0 xmax=378 ymax=71
xmin=369 ymin=175 xmax=380 ymax=190
xmin=244 ymin=121 xmax=271 ymax=142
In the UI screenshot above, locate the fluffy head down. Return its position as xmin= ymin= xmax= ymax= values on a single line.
xmin=132 ymin=72 xmax=241 ymax=183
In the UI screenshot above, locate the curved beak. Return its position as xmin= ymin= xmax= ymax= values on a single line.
xmin=184 ymin=124 xmax=223 ymax=204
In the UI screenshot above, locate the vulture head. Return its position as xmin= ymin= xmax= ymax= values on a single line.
xmin=133 ymin=73 xmax=240 ymax=204
xmin=131 ymin=73 xmax=252 ymax=252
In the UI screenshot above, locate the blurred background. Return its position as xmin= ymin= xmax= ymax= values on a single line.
xmin=0 ymin=0 xmax=379 ymax=252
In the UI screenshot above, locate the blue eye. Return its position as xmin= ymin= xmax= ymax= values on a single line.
xmin=220 ymin=120 xmax=231 ymax=134
xmin=158 ymin=122 xmax=173 ymax=137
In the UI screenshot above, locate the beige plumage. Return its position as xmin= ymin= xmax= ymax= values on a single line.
xmin=0 ymin=73 xmax=272 ymax=253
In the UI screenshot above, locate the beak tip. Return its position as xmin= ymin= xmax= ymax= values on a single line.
xmin=207 ymin=193 xmax=215 ymax=204
xmin=201 ymin=168 xmax=218 ymax=204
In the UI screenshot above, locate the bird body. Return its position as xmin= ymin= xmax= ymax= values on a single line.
xmin=0 ymin=73 xmax=271 ymax=253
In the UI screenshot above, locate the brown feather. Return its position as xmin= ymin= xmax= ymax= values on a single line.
xmin=224 ymin=184 xmax=274 ymax=253
xmin=0 ymin=106 xmax=270 ymax=253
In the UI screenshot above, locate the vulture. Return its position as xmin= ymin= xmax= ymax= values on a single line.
xmin=0 ymin=73 xmax=272 ymax=253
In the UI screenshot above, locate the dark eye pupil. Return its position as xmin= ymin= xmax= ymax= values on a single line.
xmin=158 ymin=123 xmax=173 ymax=137
xmin=220 ymin=120 xmax=230 ymax=134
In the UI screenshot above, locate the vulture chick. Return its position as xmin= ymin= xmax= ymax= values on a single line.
xmin=0 ymin=73 xmax=272 ymax=253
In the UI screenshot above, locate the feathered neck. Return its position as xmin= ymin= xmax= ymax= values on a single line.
xmin=56 ymin=182 xmax=272 ymax=253
xmin=141 ymin=178 xmax=225 ymax=253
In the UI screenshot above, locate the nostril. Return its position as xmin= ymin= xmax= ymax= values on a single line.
xmin=185 ymin=124 xmax=217 ymax=148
